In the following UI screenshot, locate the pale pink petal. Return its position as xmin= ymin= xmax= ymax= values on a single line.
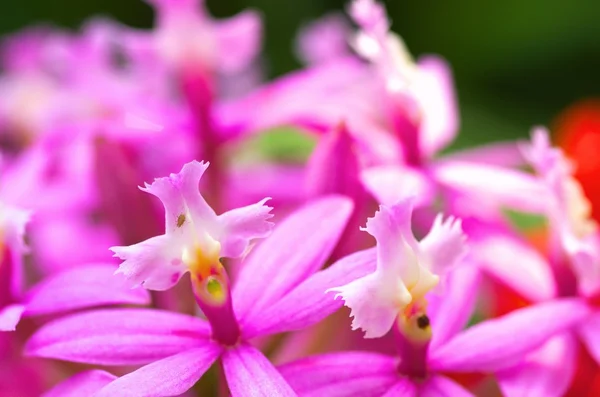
xmin=361 ymin=166 xmax=435 ymax=208
xmin=0 ymin=202 xmax=30 ymax=297
xmin=139 ymin=160 xmax=216 ymax=233
xmin=0 ymin=304 xmax=25 ymax=331
xmin=470 ymin=232 xmax=556 ymax=303
xmin=433 ymin=161 xmax=547 ymax=214
xmin=295 ymin=13 xmax=351 ymax=65
xmin=25 ymin=308 xmax=210 ymax=365
xmin=419 ymin=376 xmax=474 ymax=397
xmin=23 ymin=264 xmax=150 ymax=317
xmin=111 ymin=234 xmax=186 ymax=290
xmin=416 ymin=56 xmax=459 ymax=158
xmin=233 ymin=196 xmax=353 ymax=321
xmin=428 ymin=265 xmax=481 ymax=351
xmin=215 ymin=10 xmax=262 ymax=73
xmin=418 ymin=213 xmax=467 ymax=275
xmin=95 ymin=345 xmax=221 ymax=397
xmin=280 ymin=352 xmax=400 ymax=397
xmin=496 ymin=332 xmax=577 ymax=397
xmin=577 ymin=308 xmax=600 ymax=366
xmin=442 ymin=141 xmax=525 ymax=168
xmin=327 ymin=199 xmax=420 ymax=338
xmin=42 ymin=370 xmax=116 ymax=397
xmin=216 ymin=198 xmax=274 ymax=258
xmin=429 ymin=299 xmax=589 ymax=372
xmin=242 ymin=248 xmax=377 ymax=338
xmin=222 ymin=344 xmax=296 ymax=397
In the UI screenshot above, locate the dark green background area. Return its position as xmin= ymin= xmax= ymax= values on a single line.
xmin=1 ymin=0 xmax=599 ymax=148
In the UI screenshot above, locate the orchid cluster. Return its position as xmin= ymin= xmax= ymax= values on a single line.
xmin=1 ymin=0 xmax=598 ymax=396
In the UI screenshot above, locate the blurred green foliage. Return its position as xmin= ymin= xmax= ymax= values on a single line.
xmin=1 ymin=0 xmax=599 ymax=149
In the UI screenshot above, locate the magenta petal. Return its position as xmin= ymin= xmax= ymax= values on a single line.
xmin=428 ymin=265 xmax=481 ymax=351
xmin=496 ymin=332 xmax=577 ymax=397
xmin=215 ymin=10 xmax=262 ymax=73
xmin=25 ymin=308 xmax=210 ymax=365
xmin=23 ymin=264 xmax=150 ymax=317
xmin=429 ymin=299 xmax=589 ymax=372
xmin=361 ymin=166 xmax=434 ymax=208
xmin=442 ymin=141 xmax=525 ymax=168
xmin=222 ymin=343 xmax=296 ymax=397
xmin=242 ymin=248 xmax=376 ymax=338
xmin=0 ymin=303 xmax=25 ymax=331
xmin=381 ymin=380 xmax=418 ymax=397
xmin=418 ymin=376 xmax=474 ymax=397
xmin=95 ymin=345 xmax=222 ymax=397
xmin=42 ymin=370 xmax=116 ymax=397
xmin=280 ymin=351 xmax=399 ymax=397
xmin=233 ymin=196 xmax=353 ymax=321
xmin=577 ymin=308 xmax=600 ymax=365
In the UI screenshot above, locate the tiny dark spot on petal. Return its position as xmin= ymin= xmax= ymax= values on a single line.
xmin=177 ymin=214 xmax=186 ymax=227
xmin=171 ymin=273 xmax=180 ymax=283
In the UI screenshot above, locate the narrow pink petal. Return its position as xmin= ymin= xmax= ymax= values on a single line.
xmin=496 ymin=332 xmax=577 ymax=397
xmin=433 ymin=161 xmax=547 ymax=214
xmin=233 ymin=196 xmax=353 ymax=321
xmin=429 ymin=299 xmax=589 ymax=372
xmin=0 ymin=202 xmax=30 ymax=298
xmin=295 ymin=13 xmax=351 ymax=65
xmin=428 ymin=265 xmax=481 ymax=351
xmin=280 ymin=351 xmax=400 ymax=397
xmin=23 ymin=264 xmax=150 ymax=317
xmin=242 ymin=248 xmax=377 ymax=338
xmin=42 ymin=370 xmax=116 ymax=397
xmin=96 ymin=344 xmax=221 ymax=397
xmin=361 ymin=166 xmax=435 ymax=208
xmin=416 ymin=56 xmax=459 ymax=158
xmin=577 ymin=308 xmax=600 ymax=366
xmin=222 ymin=344 xmax=296 ymax=397
xmin=418 ymin=376 xmax=474 ymax=397
xmin=25 ymin=308 xmax=210 ymax=365
xmin=0 ymin=304 xmax=25 ymax=331
xmin=442 ymin=141 xmax=525 ymax=168
xmin=216 ymin=198 xmax=274 ymax=258
xmin=215 ymin=10 xmax=262 ymax=73
xmin=111 ymin=234 xmax=186 ymax=290
xmin=471 ymin=232 xmax=556 ymax=302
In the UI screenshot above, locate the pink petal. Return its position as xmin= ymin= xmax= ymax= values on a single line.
xmin=233 ymin=196 xmax=354 ymax=321
xmin=95 ymin=344 xmax=222 ymax=397
xmin=418 ymin=213 xmax=467 ymax=275
xmin=222 ymin=343 xmax=296 ymax=397
xmin=23 ymin=264 xmax=150 ymax=317
xmin=112 ymin=234 xmax=186 ymax=290
xmin=496 ymin=332 xmax=577 ymax=397
xmin=361 ymin=166 xmax=435 ymax=208
xmin=295 ymin=13 xmax=351 ymax=65
xmin=442 ymin=141 xmax=525 ymax=168
xmin=381 ymin=380 xmax=418 ymax=397
xmin=428 ymin=265 xmax=481 ymax=351
xmin=139 ymin=160 xmax=217 ymax=233
xmin=429 ymin=299 xmax=589 ymax=372
xmin=25 ymin=308 xmax=210 ymax=365
xmin=216 ymin=197 xmax=274 ymax=258
xmin=577 ymin=308 xmax=600 ymax=366
xmin=0 ymin=304 xmax=25 ymax=331
xmin=42 ymin=370 xmax=117 ymax=397
xmin=418 ymin=376 xmax=474 ymax=397
xmin=215 ymin=10 xmax=262 ymax=73
xmin=242 ymin=248 xmax=377 ymax=338
xmin=470 ymin=232 xmax=556 ymax=303
xmin=433 ymin=161 xmax=547 ymax=215
xmin=280 ymin=351 xmax=400 ymax=397
xmin=0 ymin=202 xmax=30 ymax=298
xmin=416 ymin=56 xmax=459 ymax=158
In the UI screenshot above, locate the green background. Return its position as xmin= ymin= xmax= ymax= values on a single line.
xmin=1 ymin=0 xmax=599 ymax=148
